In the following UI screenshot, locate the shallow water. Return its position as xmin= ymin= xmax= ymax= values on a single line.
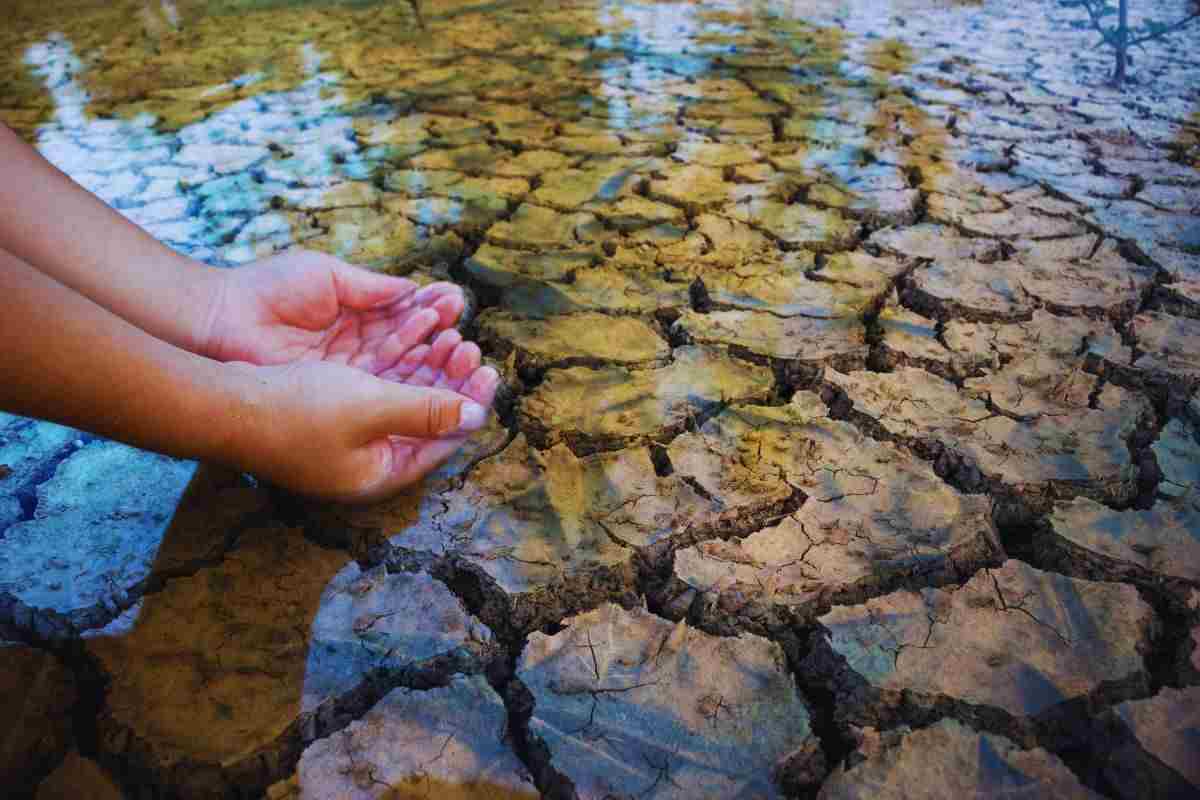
xmin=1 ymin=1 xmax=1199 ymax=798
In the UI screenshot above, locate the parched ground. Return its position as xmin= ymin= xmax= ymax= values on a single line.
xmin=1 ymin=0 xmax=1198 ymax=798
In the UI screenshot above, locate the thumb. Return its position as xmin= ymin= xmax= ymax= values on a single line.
xmin=360 ymin=382 xmax=490 ymax=441
xmin=333 ymin=262 xmax=417 ymax=310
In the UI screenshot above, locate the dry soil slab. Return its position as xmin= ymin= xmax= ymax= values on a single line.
xmin=267 ymin=676 xmax=536 ymax=800
xmin=669 ymin=395 xmax=1002 ymax=620
xmin=519 ymin=603 xmax=818 ymax=799
xmin=1038 ymin=495 xmax=1200 ymax=609
xmin=519 ymin=345 xmax=775 ymax=454
xmin=2 ymin=0 xmax=1200 ymax=797
xmin=34 ymin=751 xmax=123 ymax=800
xmin=1097 ymin=687 xmax=1200 ymax=798
xmin=476 ymin=310 xmax=670 ymax=378
xmin=818 ymin=719 xmax=1102 ymax=799
xmin=824 ymin=366 xmax=1151 ymax=512
xmin=809 ymin=560 xmax=1156 ymax=727
xmin=0 ymin=447 xmax=236 ymax=632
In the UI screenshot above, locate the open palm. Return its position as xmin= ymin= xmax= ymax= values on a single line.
xmin=203 ymin=249 xmax=473 ymax=378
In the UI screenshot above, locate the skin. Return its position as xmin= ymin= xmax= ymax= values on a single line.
xmin=0 ymin=122 xmax=499 ymax=502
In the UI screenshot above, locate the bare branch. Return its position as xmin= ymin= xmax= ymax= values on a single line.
xmin=1128 ymin=13 xmax=1200 ymax=45
xmin=1072 ymin=0 xmax=1123 ymax=46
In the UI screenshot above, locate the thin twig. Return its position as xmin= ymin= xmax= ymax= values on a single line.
xmin=1128 ymin=12 xmax=1200 ymax=45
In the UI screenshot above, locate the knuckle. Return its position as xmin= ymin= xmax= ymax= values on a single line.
xmin=425 ymin=395 xmax=459 ymax=436
xmin=424 ymin=396 xmax=439 ymax=436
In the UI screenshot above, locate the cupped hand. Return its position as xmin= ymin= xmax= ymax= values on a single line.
xmin=201 ymin=248 xmax=467 ymax=374
xmin=201 ymin=248 xmax=503 ymax=500
xmin=233 ymin=358 xmax=501 ymax=503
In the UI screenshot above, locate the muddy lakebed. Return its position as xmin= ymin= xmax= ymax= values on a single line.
xmin=1 ymin=0 xmax=1198 ymax=797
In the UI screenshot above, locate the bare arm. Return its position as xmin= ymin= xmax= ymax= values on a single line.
xmin=0 ymin=245 xmax=241 ymax=463
xmin=0 ymin=122 xmax=222 ymax=354
xmin=0 ymin=246 xmax=489 ymax=501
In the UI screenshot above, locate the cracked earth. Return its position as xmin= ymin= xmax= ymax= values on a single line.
xmin=1 ymin=0 xmax=1199 ymax=797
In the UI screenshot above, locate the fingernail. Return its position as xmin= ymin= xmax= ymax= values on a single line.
xmin=458 ymin=402 xmax=488 ymax=432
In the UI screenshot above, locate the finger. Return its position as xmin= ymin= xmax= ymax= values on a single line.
xmin=361 ymin=382 xmax=490 ymax=441
xmin=361 ymin=291 xmax=460 ymax=342
xmin=370 ymin=281 xmax=459 ymax=317
xmin=430 ymin=292 xmax=465 ymax=329
xmin=411 ymin=328 xmax=462 ymax=385
xmin=340 ymin=435 xmax=464 ymax=504
xmin=333 ymin=263 xmax=418 ymax=310
xmin=370 ymin=435 xmax=471 ymax=499
xmin=365 ymin=307 xmax=441 ymax=373
xmin=453 ymin=341 xmax=483 ymax=375
xmin=360 ymin=283 xmax=463 ymax=336
xmin=423 ymin=294 xmax=463 ymax=330
xmin=409 ymin=283 xmax=463 ymax=327
xmin=413 ymin=281 xmax=463 ymax=306
xmin=460 ymin=365 xmax=501 ymax=407
xmin=360 ymin=310 xmax=412 ymax=342
xmin=378 ymin=344 xmax=430 ymax=382
xmin=429 ymin=326 xmax=462 ymax=358
xmin=431 ymin=329 xmax=462 ymax=363
xmin=435 ymin=342 xmax=482 ymax=390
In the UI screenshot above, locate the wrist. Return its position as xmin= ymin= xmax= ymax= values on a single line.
xmin=194 ymin=359 xmax=272 ymax=474
xmin=179 ymin=256 xmax=230 ymax=359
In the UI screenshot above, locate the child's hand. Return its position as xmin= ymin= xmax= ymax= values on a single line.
xmin=227 ymin=357 xmax=500 ymax=503
xmin=201 ymin=249 xmax=466 ymax=378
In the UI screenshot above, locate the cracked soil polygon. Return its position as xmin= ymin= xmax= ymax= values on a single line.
xmin=519 ymin=602 xmax=816 ymax=799
xmin=825 ymin=366 xmax=1149 ymax=510
xmin=268 ymin=676 xmax=535 ymax=800
xmin=816 ymin=560 xmax=1156 ymax=721
xmin=519 ymin=345 xmax=774 ymax=454
xmin=672 ymin=394 xmax=1002 ymax=617
xmin=818 ymin=719 xmax=1103 ymax=799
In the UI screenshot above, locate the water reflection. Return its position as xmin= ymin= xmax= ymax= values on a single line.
xmin=20 ymin=27 xmax=482 ymax=271
xmin=76 ymin=466 xmax=521 ymax=797
xmin=594 ymin=0 xmax=743 ymax=58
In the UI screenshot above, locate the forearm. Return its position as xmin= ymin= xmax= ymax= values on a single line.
xmin=0 ymin=246 xmax=252 ymax=468
xmin=0 ymin=122 xmax=222 ymax=355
